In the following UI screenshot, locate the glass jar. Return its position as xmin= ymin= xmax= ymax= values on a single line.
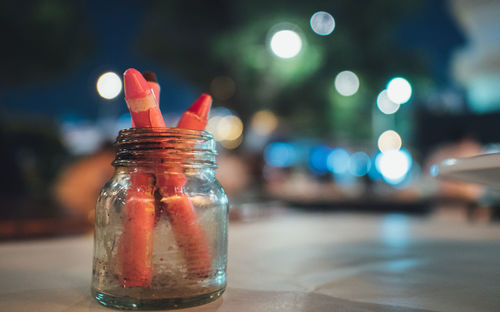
xmin=91 ymin=128 xmax=228 ymax=310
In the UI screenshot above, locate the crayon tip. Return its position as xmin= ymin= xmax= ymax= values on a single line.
xmin=188 ymin=93 xmax=212 ymax=121
xmin=124 ymin=68 xmax=152 ymax=100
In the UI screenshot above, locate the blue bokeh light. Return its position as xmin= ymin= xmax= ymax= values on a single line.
xmin=349 ymin=152 xmax=371 ymax=177
xmin=327 ymin=148 xmax=350 ymax=174
xmin=309 ymin=145 xmax=332 ymax=174
xmin=264 ymin=142 xmax=298 ymax=168
xmin=429 ymin=164 xmax=439 ymax=177
xmin=368 ymin=153 xmax=382 ymax=181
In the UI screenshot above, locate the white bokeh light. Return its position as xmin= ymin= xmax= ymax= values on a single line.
xmin=334 ymin=70 xmax=360 ymax=96
xmin=217 ymin=115 xmax=243 ymax=141
xmin=310 ymin=11 xmax=335 ymax=36
xmin=375 ymin=149 xmax=412 ymax=184
xmin=270 ymin=30 xmax=303 ymax=59
xmin=386 ymin=77 xmax=412 ymax=104
xmin=96 ymin=72 xmax=122 ymax=100
xmin=378 ymin=130 xmax=402 ymax=153
xmin=206 ymin=108 xmax=244 ymax=149
xmin=377 ymin=90 xmax=400 ymax=114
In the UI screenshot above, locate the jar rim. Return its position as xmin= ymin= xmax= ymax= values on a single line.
xmin=113 ymin=127 xmax=217 ymax=169
xmin=117 ymin=127 xmax=213 ymax=140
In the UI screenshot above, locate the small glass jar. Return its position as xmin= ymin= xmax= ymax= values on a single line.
xmin=92 ymin=128 xmax=228 ymax=310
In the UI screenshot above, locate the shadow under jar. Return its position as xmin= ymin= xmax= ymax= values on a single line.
xmin=92 ymin=128 xmax=228 ymax=310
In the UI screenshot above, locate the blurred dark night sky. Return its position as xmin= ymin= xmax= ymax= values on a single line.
xmin=0 ymin=0 xmax=198 ymax=121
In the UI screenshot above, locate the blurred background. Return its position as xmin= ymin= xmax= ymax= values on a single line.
xmin=2 ymin=0 xmax=500 ymax=239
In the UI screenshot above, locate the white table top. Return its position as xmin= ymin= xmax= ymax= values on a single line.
xmin=1 ymin=212 xmax=500 ymax=312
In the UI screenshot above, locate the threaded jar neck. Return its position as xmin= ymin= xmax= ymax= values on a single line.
xmin=113 ymin=128 xmax=217 ymax=169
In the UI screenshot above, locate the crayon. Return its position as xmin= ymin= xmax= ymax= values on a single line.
xmin=118 ymin=68 xmax=160 ymax=287
xmin=118 ymin=172 xmax=155 ymax=287
xmin=158 ymin=94 xmax=213 ymax=277
xmin=124 ymin=68 xmax=165 ymax=129
xmin=142 ymin=71 xmax=161 ymax=104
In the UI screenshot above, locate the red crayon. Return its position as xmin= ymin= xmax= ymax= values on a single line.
xmin=118 ymin=173 xmax=155 ymax=287
xmin=177 ymin=93 xmax=212 ymax=130
xmin=118 ymin=68 xmax=160 ymax=287
xmin=159 ymin=188 xmax=212 ymax=276
xmin=124 ymin=68 xmax=165 ymax=128
xmin=142 ymin=71 xmax=161 ymax=103
xmin=157 ymin=93 xmax=213 ymax=277
xmin=162 ymin=94 xmax=213 ymax=189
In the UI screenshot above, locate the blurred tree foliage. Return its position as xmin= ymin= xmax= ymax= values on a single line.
xmin=0 ymin=0 xmax=92 ymax=86
xmin=139 ymin=0 xmax=428 ymax=140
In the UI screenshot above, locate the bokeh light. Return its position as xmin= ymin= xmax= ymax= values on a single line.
xmin=349 ymin=152 xmax=371 ymax=176
xmin=386 ymin=77 xmax=412 ymax=104
xmin=327 ymin=148 xmax=350 ymax=175
xmin=206 ymin=116 xmax=222 ymax=135
xmin=376 ymin=90 xmax=400 ymax=114
xmin=205 ymin=108 xmax=244 ymax=149
xmin=264 ymin=142 xmax=298 ymax=167
xmin=96 ymin=72 xmax=122 ymax=100
xmin=250 ymin=110 xmax=278 ymax=135
xmin=220 ymin=135 xmax=243 ymax=149
xmin=334 ymin=71 xmax=359 ymax=96
xmin=375 ymin=149 xmax=412 ymax=185
xmin=61 ymin=121 xmax=103 ymax=155
xmin=368 ymin=154 xmax=382 ymax=181
xmin=310 ymin=11 xmax=335 ymax=36
xmin=429 ymin=164 xmax=439 ymax=177
xmin=216 ymin=115 xmax=243 ymax=141
xmin=309 ymin=145 xmax=331 ymax=174
xmin=378 ymin=130 xmax=402 ymax=153
xmin=270 ymin=30 xmax=303 ymax=59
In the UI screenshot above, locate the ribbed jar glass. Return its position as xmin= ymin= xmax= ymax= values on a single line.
xmin=91 ymin=128 xmax=228 ymax=310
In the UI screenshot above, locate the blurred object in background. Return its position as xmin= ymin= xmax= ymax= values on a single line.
xmin=0 ymin=116 xmax=67 ymax=220
xmin=54 ymin=142 xmax=114 ymax=221
xmin=215 ymin=151 xmax=251 ymax=199
xmin=425 ymin=130 xmax=485 ymax=222
xmin=0 ymin=115 xmax=94 ymax=239
xmin=426 ymin=131 xmax=483 ymax=200
xmin=451 ymin=0 xmax=500 ymax=113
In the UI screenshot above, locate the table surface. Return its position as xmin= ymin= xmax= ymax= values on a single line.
xmin=1 ymin=212 xmax=500 ymax=312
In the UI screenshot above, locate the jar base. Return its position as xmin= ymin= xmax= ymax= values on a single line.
xmin=92 ymin=287 xmax=225 ymax=310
